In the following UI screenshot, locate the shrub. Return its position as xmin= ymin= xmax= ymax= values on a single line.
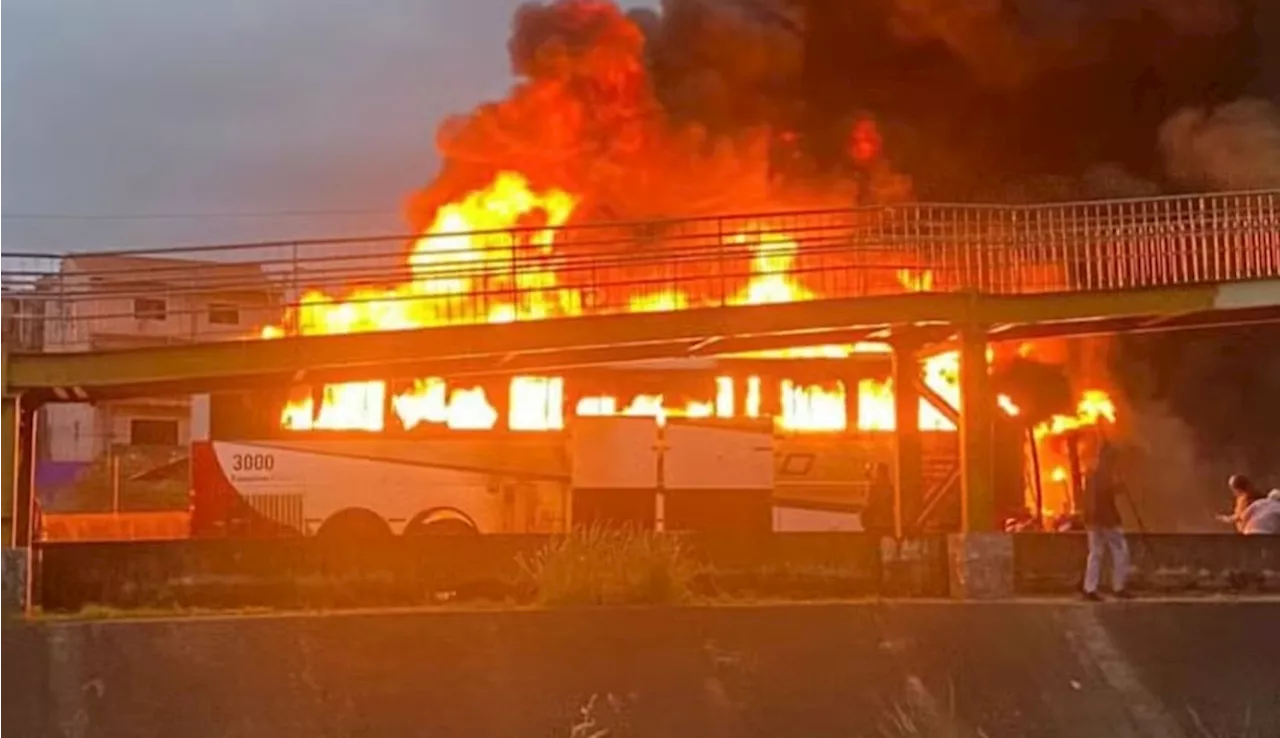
xmin=519 ymin=526 xmax=694 ymax=606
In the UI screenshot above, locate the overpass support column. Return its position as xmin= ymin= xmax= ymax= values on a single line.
xmin=947 ymin=325 xmax=1012 ymax=599
xmin=958 ymin=327 xmax=995 ymax=533
xmin=892 ymin=337 xmax=922 ymax=539
xmin=2 ymin=393 xmax=37 ymax=613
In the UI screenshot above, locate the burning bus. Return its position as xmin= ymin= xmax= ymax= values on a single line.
xmin=189 ymin=348 xmax=1085 ymax=539
xmin=188 ymin=172 xmax=1115 ymax=538
xmin=189 ymin=347 xmax=1116 ymax=539
xmin=190 ymin=356 xmax=984 ymax=538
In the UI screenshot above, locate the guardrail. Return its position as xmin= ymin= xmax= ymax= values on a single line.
xmin=3 ymin=190 xmax=1277 ymax=351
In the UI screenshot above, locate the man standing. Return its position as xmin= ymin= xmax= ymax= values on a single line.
xmin=860 ymin=462 xmax=894 ymax=538
xmin=1081 ymin=427 xmax=1131 ymax=601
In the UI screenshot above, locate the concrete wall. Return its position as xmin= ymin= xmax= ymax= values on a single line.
xmin=34 ymin=533 xmax=917 ymax=612
xmin=1015 ymin=533 xmax=1280 ymax=593
xmin=4 ymin=602 xmax=1278 ymax=738
xmin=34 ymin=533 xmax=1279 ymax=612
xmin=2 ymin=549 xmax=27 ymax=613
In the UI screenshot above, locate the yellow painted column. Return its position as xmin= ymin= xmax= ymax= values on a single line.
xmin=19 ymin=404 xmax=37 ymax=548
xmin=958 ymin=327 xmax=995 ymax=532
xmin=2 ymin=394 xmax=37 ymax=548
xmin=2 ymin=395 xmax=16 ymax=547
xmin=891 ymin=337 xmax=922 ymax=538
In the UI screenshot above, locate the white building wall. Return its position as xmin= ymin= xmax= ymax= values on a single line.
xmin=42 ymin=404 xmax=100 ymax=462
xmin=190 ymin=395 xmax=212 ymax=442
xmin=36 ymin=256 xmax=280 ymax=462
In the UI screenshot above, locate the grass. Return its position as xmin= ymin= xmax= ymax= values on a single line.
xmin=519 ymin=525 xmax=695 ymax=607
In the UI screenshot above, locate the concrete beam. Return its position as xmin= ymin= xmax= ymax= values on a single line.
xmin=968 ymin=285 xmax=1218 ymax=325
xmin=6 ymin=293 xmax=972 ymax=399
xmin=3 ymin=284 xmax=1242 ymax=403
xmin=985 ymin=305 xmax=1280 ymax=343
xmin=687 ymin=327 xmax=879 ymax=356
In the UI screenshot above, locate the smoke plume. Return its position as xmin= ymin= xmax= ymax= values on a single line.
xmin=409 ymin=0 xmax=1272 ymax=222
xmin=409 ymin=0 xmax=915 ymax=230
xmin=1123 ymin=400 xmax=1232 ymax=533
xmin=1159 ymin=97 xmax=1280 ymax=190
xmin=885 ymin=0 xmax=1243 ymax=89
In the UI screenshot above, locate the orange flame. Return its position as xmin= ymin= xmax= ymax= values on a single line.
xmin=1034 ymin=390 xmax=1117 ymax=438
xmin=1026 ymin=390 xmax=1119 ymax=520
xmin=266 ymin=171 xmax=1110 ymax=440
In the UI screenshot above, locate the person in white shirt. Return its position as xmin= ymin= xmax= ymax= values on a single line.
xmin=1239 ymin=489 xmax=1280 ymax=535
xmin=1218 ymin=475 xmax=1263 ymax=530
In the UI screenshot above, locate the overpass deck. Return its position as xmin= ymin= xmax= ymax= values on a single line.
xmin=4 ymin=285 xmax=1279 ymax=401
xmin=3 ymin=190 xmax=1278 ymax=400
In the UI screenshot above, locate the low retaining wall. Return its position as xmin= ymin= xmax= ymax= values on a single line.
xmin=1015 ymin=533 xmax=1280 ymax=593
xmin=2 ymin=548 xmax=27 ymax=613
xmin=5 ymin=601 xmax=1278 ymax=738
xmin=37 ymin=533 xmax=932 ymax=612
xmin=33 ymin=533 xmax=1279 ymax=611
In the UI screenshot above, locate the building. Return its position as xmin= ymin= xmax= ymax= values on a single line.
xmin=27 ymin=254 xmax=281 ymax=464
xmin=1 ymin=294 xmax=46 ymax=351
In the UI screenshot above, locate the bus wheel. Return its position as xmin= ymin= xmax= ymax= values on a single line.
xmin=316 ymin=508 xmax=392 ymax=541
xmin=403 ymin=509 xmax=478 ymax=536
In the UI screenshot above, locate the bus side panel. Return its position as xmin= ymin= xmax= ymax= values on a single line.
xmin=193 ymin=441 xmax=518 ymax=535
xmin=773 ymin=433 xmax=888 ymax=514
xmin=569 ymin=417 xmax=658 ymax=489
xmin=190 ymin=441 xmax=296 ymax=538
xmin=663 ymin=420 xmax=774 ymax=534
xmin=568 ymin=417 xmax=659 ymax=528
xmin=663 ymin=420 xmax=774 ymax=491
xmin=769 ymin=432 xmax=969 ymax=532
xmin=772 ymin=506 xmax=861 ymax=532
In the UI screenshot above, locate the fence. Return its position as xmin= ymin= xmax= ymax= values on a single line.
xmin=3 ymin=190 xmax=1278 ymax=351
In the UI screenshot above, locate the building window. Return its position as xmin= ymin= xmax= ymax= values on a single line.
xmin=133 ymin=297 xmax=167 ymax=321
xmin=130 ymin=418 xmax=179 ymax=446
xmin=207 ymin=303 xmax=240 ymax=326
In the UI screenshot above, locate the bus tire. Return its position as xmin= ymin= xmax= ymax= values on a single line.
xmin=315 ymin=508 xmax=392 ymax=541
xmin=403 ymin=509 xmax=479 ymax=536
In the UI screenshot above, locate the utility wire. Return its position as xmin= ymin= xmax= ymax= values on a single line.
xmin=1 ymin=208 xmax=399 ymax=221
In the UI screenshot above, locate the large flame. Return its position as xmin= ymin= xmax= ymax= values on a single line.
xmin=266 ymin=171 xmax=1111 ymax=456
xmin=1030 ymin=390 xmax=1120 ymax=523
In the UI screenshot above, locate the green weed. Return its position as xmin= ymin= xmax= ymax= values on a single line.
xmin=519 ymin=526 xmax=694 ymax=607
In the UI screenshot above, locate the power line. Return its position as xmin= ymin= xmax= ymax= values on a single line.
xmin=1 ymin=208 xmax=400 ymax=222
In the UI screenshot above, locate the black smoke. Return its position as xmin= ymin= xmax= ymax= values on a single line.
xmin=629 ymin=0 xmax=1279 ymax=199
xmin=417 ymin=0 xmax=1277 ymax=218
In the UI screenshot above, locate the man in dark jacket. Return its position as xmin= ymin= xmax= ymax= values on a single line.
xmin=1081 ymin=426 xmax=1131 ymax=600
xmin=860 ymin=462 xmax=894 ymax=538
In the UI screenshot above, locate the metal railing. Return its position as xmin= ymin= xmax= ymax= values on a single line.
xmin=3 ymin=190 xmax=1277 ymax=352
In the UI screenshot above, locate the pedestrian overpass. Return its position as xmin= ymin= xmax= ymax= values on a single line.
xmin=4 ymin=190 xmax=1279 ymax=541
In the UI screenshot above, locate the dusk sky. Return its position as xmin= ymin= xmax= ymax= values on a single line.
xmin=4 ymin=0 xmax=658 ymax=252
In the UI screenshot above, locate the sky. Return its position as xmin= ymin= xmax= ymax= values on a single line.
xmin=3 ymin=0 xmax=610 ymax=252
